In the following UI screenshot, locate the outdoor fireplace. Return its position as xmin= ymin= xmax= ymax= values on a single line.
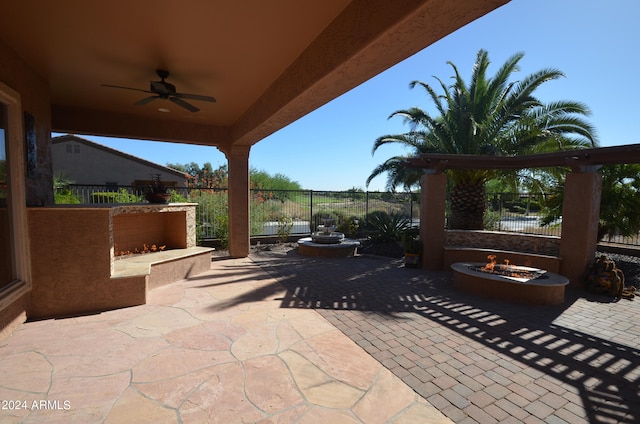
xmin=27 ymin=203 xmax=212 ymax=319
xmin=451 ymin=255 xmax=569 ymax=305
xmin=112 ymin=210 xmax=187 ymax=257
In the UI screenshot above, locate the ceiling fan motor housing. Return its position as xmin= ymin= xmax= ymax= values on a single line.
xmin=150 ymin=80 xmax=176 ymax=97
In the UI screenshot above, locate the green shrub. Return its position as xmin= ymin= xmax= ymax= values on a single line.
xmin=367 ymin=212 xmax=410 ymax=242
xmin=483 ymin=209 xmax=501 ymax=230
xmin=91 ymin=188 xmax=140 ymax=203
xmin=168 ymin=189 xmax=188 ymax=203
xmin=276 ymin=215 xmax=293 ymax=243
xmin=337 ymin=216 xmax=360 ymax=238
xmin=189 ymin=190 xmax=229 ymax=246
xmin=401 ymin=228 xmax=422 ymax=253
xmin=54 ymin=189 xmax=81 ymax=204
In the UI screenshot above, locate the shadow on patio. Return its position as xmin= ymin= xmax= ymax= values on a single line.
xmin=245 ymin=250 xmax=640 ymax=424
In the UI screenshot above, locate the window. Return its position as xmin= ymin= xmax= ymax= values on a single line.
xmin=0 ymin=104 xmax=11 ymax=287
xmin=0 ymin=80 xmax=31 ymax=308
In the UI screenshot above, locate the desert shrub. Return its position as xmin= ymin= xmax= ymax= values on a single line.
xmin=337 ymin=216 xmax=360 ymax=238
xmin=367 ymin=211 xmax=410 ymax=242
xmin=483 ymin=209 xmax=501 ymax=230
xmin=276 ymin=215 xmax=293 ymax=243
xmin=190 ymin=190 xmax=229 ymax=246
xmin=310 ymin=211 xmax=345 ymax=232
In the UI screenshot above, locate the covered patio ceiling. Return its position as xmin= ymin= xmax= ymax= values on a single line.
xmin=0 ymin=0 xmax=508 ymax=154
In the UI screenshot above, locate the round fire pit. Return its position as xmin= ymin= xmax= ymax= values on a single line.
xmin=451 ymin=262 xmax=569 ymax=305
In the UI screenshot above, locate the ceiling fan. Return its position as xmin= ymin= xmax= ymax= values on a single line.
xmin=101 ymin=69 xmax=216 ymax=112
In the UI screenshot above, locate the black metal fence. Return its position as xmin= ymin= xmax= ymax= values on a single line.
xmin=54 ymin=184 xmax=640 ymax=247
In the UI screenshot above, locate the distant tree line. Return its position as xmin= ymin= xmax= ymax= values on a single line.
xmin=166 ymin=162 xmax=302 ymax=191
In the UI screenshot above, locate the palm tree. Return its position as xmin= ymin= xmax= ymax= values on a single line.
xmin=367 ymin=49 xmax=597 ymax=229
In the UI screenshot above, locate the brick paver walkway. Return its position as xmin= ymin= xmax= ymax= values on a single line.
xmin=251 ymin=250 xmax=640 ymax=424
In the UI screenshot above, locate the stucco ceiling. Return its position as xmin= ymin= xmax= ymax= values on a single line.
xmin=0 ymin=0 xmax=508 ymax=154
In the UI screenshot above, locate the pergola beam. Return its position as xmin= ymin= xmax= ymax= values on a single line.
xmin=406 ymin=143 xmax=640 ymax=172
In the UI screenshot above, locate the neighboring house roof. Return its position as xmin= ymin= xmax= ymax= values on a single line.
xmin=52 ymin=134 xmax=188 ymax=180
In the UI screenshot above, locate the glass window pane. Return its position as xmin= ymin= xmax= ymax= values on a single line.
xmin=0 ymin=103 xmax=13 ymax=285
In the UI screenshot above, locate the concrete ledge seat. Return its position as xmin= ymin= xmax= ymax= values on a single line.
xmin=444 ymin=246 xmax=561 ymax=273
xmin=451 ymin=262 xmax=569 ymax=306
xmin=112 ymin=246 xmax=214 ymax=290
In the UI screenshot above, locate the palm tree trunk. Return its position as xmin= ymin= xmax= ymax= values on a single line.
xmin=449 ymin=182 xmax=486 ymax=230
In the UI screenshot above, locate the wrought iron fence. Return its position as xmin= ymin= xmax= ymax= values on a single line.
xmin=484 ymin=192 xmax=561 ymax=236
xmin=54 ymin=185 xmax=639 ymax=247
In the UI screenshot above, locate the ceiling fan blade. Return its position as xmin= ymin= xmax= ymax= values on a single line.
xmin=101 ymin=84 xmax=152 ymax=94
xmin=174 ymin=92 xmax=216 ymax=103
xmin=169 ymin=96 xmax=199 ymax=112
xmin=135 ymin=96 xmax=160 ymax=106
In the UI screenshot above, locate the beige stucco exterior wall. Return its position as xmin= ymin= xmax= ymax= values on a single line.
xmin=0 ymin=39 xmax=52 ymax=340
xmin=28 ymin=208 xmax=131 ymax=318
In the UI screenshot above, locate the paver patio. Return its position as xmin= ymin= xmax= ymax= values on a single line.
xmin=251 ymin=249 xmax=640 ymax=424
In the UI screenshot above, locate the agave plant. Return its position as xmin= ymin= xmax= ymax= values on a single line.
xmin=367 ymin=212 xmax=410 ymax=242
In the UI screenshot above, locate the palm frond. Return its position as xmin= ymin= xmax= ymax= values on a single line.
xmin=369 ymin=49 xmax=597 ymax=196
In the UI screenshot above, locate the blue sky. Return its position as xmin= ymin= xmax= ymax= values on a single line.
xmin=61 ymin=0 xmax=640 ymax=191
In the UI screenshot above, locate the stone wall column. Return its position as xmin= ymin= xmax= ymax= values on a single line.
xmin=227 ymin=146 xmax=251 ymax=258
xmin=420 ymin=172 xmax=447 ymax=270
xmin=559 ymin=171 xmax=602 ymax=287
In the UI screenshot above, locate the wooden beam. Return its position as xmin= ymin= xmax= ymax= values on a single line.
xmin=405 ymin=144 xmax=640 ymax=171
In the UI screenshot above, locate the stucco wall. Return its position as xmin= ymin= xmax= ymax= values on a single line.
xmin=0 ymin=38 xmax=53 ymax=341
xmin=28 ymin=208 xmax=146 ymax=319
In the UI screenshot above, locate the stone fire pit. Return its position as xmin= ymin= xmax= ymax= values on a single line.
xmin=451 ymin=262 xmax=569 ymax=305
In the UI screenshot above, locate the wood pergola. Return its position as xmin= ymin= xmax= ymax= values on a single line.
xmin=408 ymin=143 xmax=640 ymax=287
xmin=406 ymin=143 xmax=640 ymax=171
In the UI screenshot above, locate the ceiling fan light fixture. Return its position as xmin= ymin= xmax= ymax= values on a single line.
xmin=101 ymin=69 xmax=215 ymax=113
xmin=158 ymin=107 xmax=170 ymax=113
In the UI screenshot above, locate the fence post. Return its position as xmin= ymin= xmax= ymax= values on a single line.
xmin=309 ymin=190 xmax=313 ymax=233
xmin=410 ymin=192 xmax=414 ymax=226
xmin=365 ymin=191 xmax=369 ymax=225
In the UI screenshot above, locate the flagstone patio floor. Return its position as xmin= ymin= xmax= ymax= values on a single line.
xmin=0 ymin=255 xmax=450 ymax=424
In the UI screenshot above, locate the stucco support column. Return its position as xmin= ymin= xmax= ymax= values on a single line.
xmin=227 ymin=146 xmax=251 ymax=258
xmin=420 ymin=172 xmax=447 ymax=270
xmin=559 ymin=170 xmax=602 ymax=287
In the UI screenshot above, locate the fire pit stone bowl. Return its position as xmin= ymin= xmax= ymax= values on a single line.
xmin=451 ymin=262 xmax=569 ymax=306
